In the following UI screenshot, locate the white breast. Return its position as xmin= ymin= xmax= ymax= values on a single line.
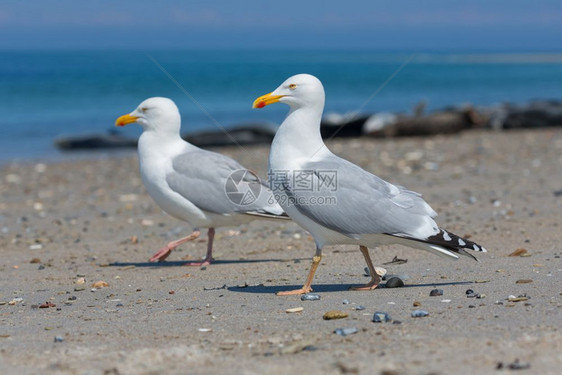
xmin=137 ymin=133 xmax=213 ymax=228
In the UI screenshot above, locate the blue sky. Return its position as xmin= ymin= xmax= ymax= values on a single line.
xmin=1 ymin=0 xmax=562 ymax=51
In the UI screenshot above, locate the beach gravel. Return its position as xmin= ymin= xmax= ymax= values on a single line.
xmin=1 ymin=129 xmax=561 ymax=374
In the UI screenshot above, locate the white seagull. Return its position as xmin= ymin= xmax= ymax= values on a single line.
xmin=116 ymin=97 xmax=287 ymax=266
xmin=253 ymin=74 xmax=486 ymax=295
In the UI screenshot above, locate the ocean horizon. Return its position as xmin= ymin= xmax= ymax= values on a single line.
xmin=2 ymin=49 xmax=562 ymax=162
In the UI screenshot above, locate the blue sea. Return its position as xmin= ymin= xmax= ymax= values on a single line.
xmin=2 ymin=50 xmax=562 ymax=162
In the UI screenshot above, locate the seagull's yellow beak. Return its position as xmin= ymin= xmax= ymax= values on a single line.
xmin=252 ymin=92 xmax=284 ymax=109
xmin=115 ymin=113 xmax=139 ymax=127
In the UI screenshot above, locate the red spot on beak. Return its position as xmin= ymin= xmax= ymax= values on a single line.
xmin=256 ymin=101 xmax=265 ymax=108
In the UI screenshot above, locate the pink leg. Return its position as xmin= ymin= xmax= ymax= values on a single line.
xmin=149 ymin=230 xmax=201 ymax=262
xmin=349 ymin=246 xmax=381 ymax=291
xmin=182 ymin=228 xmax=215 ymax=267
xmin=277 ymin=246 xmax=323 ymax=296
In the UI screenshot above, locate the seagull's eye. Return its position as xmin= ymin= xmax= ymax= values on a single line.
xmin=288 ymin=83 xmax=297 ymax=90
xmin=140 ymin=107 xmax=148 ymax=113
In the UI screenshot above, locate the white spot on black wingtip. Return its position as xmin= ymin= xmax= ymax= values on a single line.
xmin=481 ymin=246 xmax=488 ymax=253
xmin=473 ymin=244 xmax=480 ymax=252
xmin=442 ymin=231 xmax=452 ymax=241
xmin=458 ymin=238 xmax=466 ymax=246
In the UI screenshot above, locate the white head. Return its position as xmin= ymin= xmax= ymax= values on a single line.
xmin=115 ymin=97 xmax=181 ymax=135
xmin=253 ymin=74 xmax=325 ymax=112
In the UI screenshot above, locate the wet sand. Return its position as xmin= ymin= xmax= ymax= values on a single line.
xmin=1 ymin=129 xmax=561 ymax=374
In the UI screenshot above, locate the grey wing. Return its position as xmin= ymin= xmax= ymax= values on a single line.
xmin=286 ymin=155 xmax=438 ymax=239
xmin=167 ymin=149 xmax=282 ymax=215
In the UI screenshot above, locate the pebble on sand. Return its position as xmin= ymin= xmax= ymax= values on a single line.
xmin=334 ymin=327 xmax=358 ymax=336
xmin=372 ymin=312 xmax=392 ymax=323
xmin=323 ymin=310 xmax=349 ymax=320
xmin=385 ymin=277 xmax=404 ymax=288
xmin=411 ymin=310 xmax=429 ymax=318
xmin=509 ymin=248 xmax=528 ymax=257
xmin=286 ymin=307 xmax=304 ymax=313
xmin=91 ymin=281 xmax=109 ymax=288
xmin=429 ymin=289 xmax=444 ymax=296
xmin=508 ymin=295 xmax=529 ymax=302
xmin=300 ymin=294 xmax=320 ymax=301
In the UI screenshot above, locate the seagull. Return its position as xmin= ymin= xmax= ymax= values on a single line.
xmin=253 ymin=74 xmax=487 ymax=295
xmin=116 ymin=97 xmax=287 ymax=266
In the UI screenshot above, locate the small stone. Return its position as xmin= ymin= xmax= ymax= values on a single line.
xmin=508 ymin=295 xmax=529 ymax=302
xmin=354 ymin=305 xmax=366 ymax=311
xmin=411 ymin=309 xmax=429 ymax=318
xmin=429 ymin=288 xmax=443 ymax=297
xmin=509 ymin=248 xmax=528 ymax=257
xmin=334 ymin=327 xmax=358 ymax=336
xmin=54 ymin=336 xmax=64 ymax=343
xmin=39 ymin=302 xmax=56 ymax=308
xmin=141 ymin=219 xmax=154 ymax=226
xmin=37 ymin=265 xmax=45 ymax=270
xmin=516 ymin=279 xmax=533 ymax=284
xmin=74 ymin=286 xmax=85 ymax=291
xmin=385 ymin=277 xmax=404 ymax=288
xmin=372 ymin=312 xmax=392 ymax=323
xmin=508 ymin=359 xmax=531 ymax=370
xmin=168 ymin=290 xmax=175 ymax=295
xmin=300 ymin=294 xmax=320 ymax=301
xmin=413 ymin=301 xmax=421 ymax=307
xmin=465 ymin=289 xmax=474 ymax=295
xmin=198 ymin=328 xmax=212 ymax=332
xmin=342 ymin=299 xmax=350 ymax=305
xmin=91 ymin=281 xmax=109 ymax=288
xmin=75 ymin=277 xmax=85 ymax=285
xmin=323 ymin=310 xmax=349 ymax=320
xmin=29 ymin=258 xmax=41 ymax=264
xmin=286 ymin=307 xmax=304 ymax=313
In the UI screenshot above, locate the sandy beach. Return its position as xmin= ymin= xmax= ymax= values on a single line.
xmin=1 ymin=128 xmax=561 ymax=374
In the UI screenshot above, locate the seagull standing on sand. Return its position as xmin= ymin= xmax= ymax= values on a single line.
xmin=253 ymin=74 xmax=486 ymax=295
xmin=116 ymin=97 xmax=287 ymax=266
